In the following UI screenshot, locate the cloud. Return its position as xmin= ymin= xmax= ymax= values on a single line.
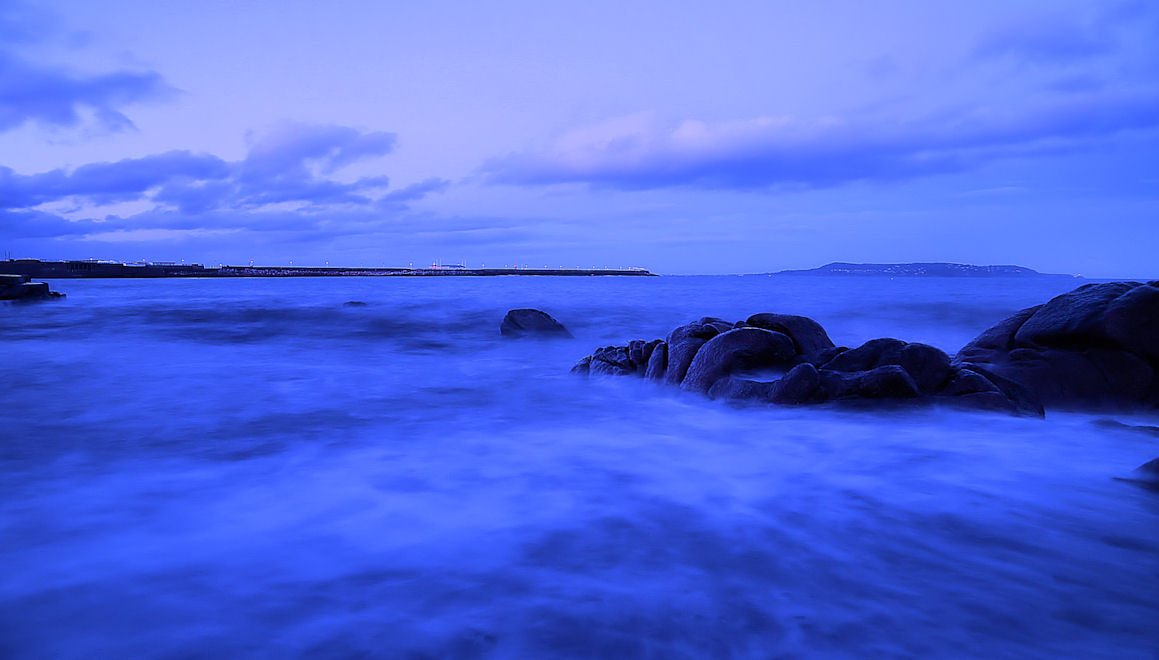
xmin=1 ymin=124 xmax=402 ymax=213
xmin=973 ymin=15 xmax=1110 ymax=63
xmin=1 ymin=123 xmax=453 ymax=249
xmin=482 ymin=91 xmax=1159 ymax=191
xmin=0 ymin=1 xmax=174 ymax=133
xmin=377 ymin=177 xmax=452 ymax=209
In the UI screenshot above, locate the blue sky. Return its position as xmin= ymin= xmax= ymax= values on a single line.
xmin=1 ymin=0 xmax=1156 ymax=275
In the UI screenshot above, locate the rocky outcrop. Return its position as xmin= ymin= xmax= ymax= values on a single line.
xmin=500 ymin=308 xmax=572 ymax=338
xmin=572 ymin=311 xmax=1040 ymax=415
xmin=571 ymin=281 xmax=1159 ymax=416
xmin=956 ymin=281 xmax=1159 ymax=410
xmin=0 ymin=274 xmax=64 ymax=301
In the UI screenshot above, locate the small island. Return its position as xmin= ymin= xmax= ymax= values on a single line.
xmin=766 ymin=262 xmax=1079 ymax=278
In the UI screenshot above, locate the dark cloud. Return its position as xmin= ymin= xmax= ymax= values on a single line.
xmin=0 ymin=0 xmax=174 ymax=133
xmin=1 ymin=124 xmax=405 ymax=213
xmin=377 ymin=178 xmax=452 ymax=209
xmin=973 ymin=16 xmax=1110 ymax=63
xmin=1 ymin=124 xmax=451 ymax=246
xmin=483 ymin=91 xmax=1159 ymax=191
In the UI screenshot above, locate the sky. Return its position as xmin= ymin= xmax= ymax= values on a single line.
xmin=1 ymin=0 xmax=1157 ymax=276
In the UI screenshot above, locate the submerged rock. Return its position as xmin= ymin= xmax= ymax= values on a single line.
xmin=500 ymin=308 xmax=572 ymax=338
xmin=1117 ymin=457 xmax=1159 ymax=491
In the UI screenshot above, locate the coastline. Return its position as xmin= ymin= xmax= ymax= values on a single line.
xmin=0 ymin=259 xmax=657 ymax=279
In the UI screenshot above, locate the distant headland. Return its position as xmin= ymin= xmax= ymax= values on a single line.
xmin=765 ymin=262 xmax=1080 ymax=278
xmin=0 ymin=259 xmax=657 ymax=279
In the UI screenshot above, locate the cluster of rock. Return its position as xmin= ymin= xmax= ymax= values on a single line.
xmin=571 ymin=281 xmax=1159 ymax=417
xmin=0 ymin=274 xmax=64 ymax=301
xmin=572 ymin=313 xmax=1041 ymax=415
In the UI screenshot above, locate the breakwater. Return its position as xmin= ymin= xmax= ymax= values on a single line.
xmin=0 ymin=259 xmax=656 ymax=278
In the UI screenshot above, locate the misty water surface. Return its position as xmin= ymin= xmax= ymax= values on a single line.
xmin=2 ymin=276 xmax=1157 ymax=658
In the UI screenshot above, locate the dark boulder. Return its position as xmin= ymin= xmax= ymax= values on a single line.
xmin=956 ymin=281 xmax=1159 ymax=409
xmin=816 ymin=365 xmax=921 ymax=401
xmin=663 ymin=321 xmax=723 ymax=385
xmin=707 ymin=376 xmax=778 ymax=401
xmin=854 ymin=365 xmax=923 ymax=400
xmin=770 ymin=363 xmax=822 ymax=404
xmin=681 ymin=328 xmax=797 ymax=394
xmin=823 ymin=338 xmax=908 ymax=372
xmin=589 ymin=345 xmax=635 ymax=376
xmin=644 ymin=342 xmax=668 ymax=380
xmin=746 ymin=313 xmax=835 ymax=356
xmin=942 ymin=368 xmax=999 ymax=396
xmin=951 ymin=364 xmax=1044 ymax=417
xmin=822 ymin=338 xmax=953 ymax=394
xmin=500 ymin=308 xmax=572 ymax=338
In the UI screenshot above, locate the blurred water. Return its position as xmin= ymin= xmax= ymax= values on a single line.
xmin=1 ymin=276 xmax=1157 ymax=658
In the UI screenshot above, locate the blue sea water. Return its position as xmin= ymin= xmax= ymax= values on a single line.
xmin=1 ymin=275 xmax=1157 ymax=658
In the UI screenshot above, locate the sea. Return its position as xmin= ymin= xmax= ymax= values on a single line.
xmin=2 ymin=275 xmax=1157 ymax=658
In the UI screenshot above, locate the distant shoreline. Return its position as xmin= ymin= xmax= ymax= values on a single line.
xmin=0 ymin=259 xmax=657 ymax=279
xmin=760 ymin=262 xmax=1081 ymax=279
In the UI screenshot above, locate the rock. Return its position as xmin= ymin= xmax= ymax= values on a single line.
xmin=954 ymin=364 xmax=1044 ymax=417
xmin=770 ymin=363 xmax=821 ymax=404
xmin=500 ymin=308 xmax=572 ymax=338
xmin=956 ymin=306 xmax=1039 ymax=362
xmin=682 ymin=328 xmax=797 ymax=394
xmin=942 ymin=368 xmax=1000 ymax=396
xmin=854 ymin=365 xmax=922 ymax=399
xmin=956 ymin=281 xmax=1159 ymax=409
xmin=627 ymin=340 xmax=648 ymax=374
xmin=1118 ymin=457 xmax=1159 ymax=491
xmin=570 ymin=356 xmax=592 ymax=375
xmin=948 ymin=391 xmax=1024 ymax=415
xmin=641 ymin=339 xmax=661 ymax=365
xmin=821 ymin=338 xmax=953 ymax=394
xmin=707 ymin=376 xmax=777 ymax=401
xmin=802 ymin=345 xmax=846 ymax=367
xmin=589 ymin=345 xmax=635 ymax=376
xmin=1013 ymin=282 xmax=1137 ymax=348
xmin=644 ymin=342 xmax=668 ymax=380
xmin=699 ymin=317 xmax=735 ymax=334
xmin=343 ymin=300 xmax=369 ymax=307
xmin=0 ymin=274 xmax=64 ymax=301
xmin=896 ymin=343 xmax=955 ymax=393
xmin=746 ymin=313 xmax=835 ymax=356
xmin=822 ymin=338 xmax=908 ymax=372
xmin=816 ymin=365 xmax=922 ymax=401
xmin=1104 ymin=284 xmax=1159 ymax=362
xmin=663 ymin=321 xmax=722 ymax=385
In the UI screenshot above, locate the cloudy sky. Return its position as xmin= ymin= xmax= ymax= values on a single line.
xmin=1 ymin=0 xmax=1156 ymax=275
